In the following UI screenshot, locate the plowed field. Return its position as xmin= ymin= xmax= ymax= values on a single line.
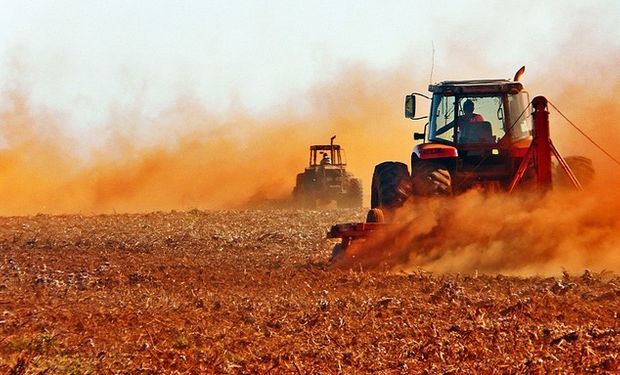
xmin=1 ymin=210 xmax=618 ymax=373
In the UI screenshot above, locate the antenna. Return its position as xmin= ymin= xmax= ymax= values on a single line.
xmin=429 ymin=41 xmax=435 ymax=84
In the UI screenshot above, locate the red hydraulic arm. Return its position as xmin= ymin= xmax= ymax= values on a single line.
xmin=532 ymin=96 xmax=553 ymax=189
xmin=509 ymin=96 xmax=552 ymax=192
xmin=509 ymin=95 xmax=582 ymax=192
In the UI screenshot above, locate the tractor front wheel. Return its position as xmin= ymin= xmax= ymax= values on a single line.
xmin=411 ymin=162 xmax=452 ymax=196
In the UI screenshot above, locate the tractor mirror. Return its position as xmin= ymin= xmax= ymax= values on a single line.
xmin=405 ymin=94 xmax=416 ymax=119
xmin=413 ymin=132 xmax=425 ymax=140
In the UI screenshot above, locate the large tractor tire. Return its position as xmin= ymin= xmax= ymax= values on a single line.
xmin=292 ymin=173 xmax=304 ymax=198
xmin=411 ymin=161 xmax=452 ymax=196
xmin=371 ymin=162 xmax=412 ymax=209
xmin=554 ymin=155 xmax=595 ymax=189
xmin=338 ymin=178 xmax=363 ymax=208
xmin=292 ymin=184 xmax=304 ymax=207
xmin=293 ymin=172 xmax=318 ymax=208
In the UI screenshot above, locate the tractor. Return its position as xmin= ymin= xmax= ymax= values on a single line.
xmin=293 ymin=136 xmax=363 ymax=208
xmin=329 ymin=67 xmax=594 ymax=255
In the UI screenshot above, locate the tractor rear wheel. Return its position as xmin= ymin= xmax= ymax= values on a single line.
xmin=293 ymin=172 xmax=319 ymax=208
xmin=338 ymin=178 xmax=363 ymax=208
xmin=411 ymin=161 xmax=452 ymax=196
xmin=370 ymin=162 xmax=412 ymax=209
xmin=554 ymin=155 xmax=595 ymax=189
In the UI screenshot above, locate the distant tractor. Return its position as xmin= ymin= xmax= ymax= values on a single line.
xmin=293 ymin=136 xmax=363 ymax=208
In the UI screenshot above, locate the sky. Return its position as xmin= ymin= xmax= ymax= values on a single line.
xmin=1 ymin=0 xmax=618 ymax=137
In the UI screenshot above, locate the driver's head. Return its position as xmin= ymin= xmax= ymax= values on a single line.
xmin=463 ymin=99 xmax=475 ymax=114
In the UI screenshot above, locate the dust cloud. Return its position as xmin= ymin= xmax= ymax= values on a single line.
xmin=0 ymin=65 xmax=414 ymax=215
xmin=1 ymin=53 xmax=619 ymax=276
xmin=345 ymin=184 xmax=620 ymax=276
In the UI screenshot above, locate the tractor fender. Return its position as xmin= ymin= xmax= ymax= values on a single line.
xmin=411 ymin=149 xmax=457 ymax=174
xmin=413 ymin=143 xmax=458 ymax=160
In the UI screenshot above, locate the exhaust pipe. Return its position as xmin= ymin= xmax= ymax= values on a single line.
xmin=513 ymin=66 xmax=526 ymax=82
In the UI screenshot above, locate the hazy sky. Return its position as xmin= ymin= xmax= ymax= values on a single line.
xmin=1 ymin=1 xmax=619 ymax=132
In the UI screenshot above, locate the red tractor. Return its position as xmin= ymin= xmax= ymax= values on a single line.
xmin=329 ymin=67 xmax=593 ymax=255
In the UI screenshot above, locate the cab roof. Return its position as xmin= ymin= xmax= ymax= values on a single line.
xmin=428 ymin=79 xmax=523 ymax=95
xmin=310 ymin=145 xmax=341 ymax=151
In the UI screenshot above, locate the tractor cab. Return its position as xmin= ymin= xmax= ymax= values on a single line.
xmin=404 ymin=75 xmax=535 ymax=192
xmin=407 ymin=80 xmax=532 ymax=149
xmin=308 ymin=136 xmax=346 ymax=168
xmin=307 ymin=136 xmax=348 ymax=188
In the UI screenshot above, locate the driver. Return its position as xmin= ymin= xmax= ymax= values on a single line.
xmin=436 ymin=99 xmax=484 ymax=135
xmin=320 ymin=152 xmax=331 ymax=165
